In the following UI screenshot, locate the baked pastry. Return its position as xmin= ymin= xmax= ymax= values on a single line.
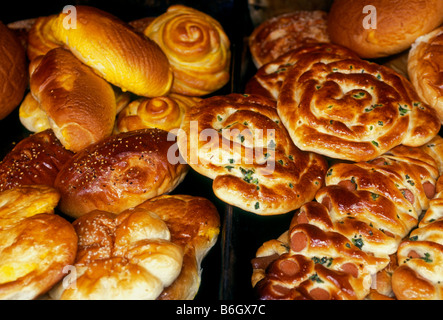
xmin=252 ymin=143 xmax=443 ymax=299
xmin=327 ymin=0 xmax=443 ymax=58
xmin=277 ymin=45 xmax=441 ymax=162
xmin=29 ymin=47 xmax=117 ymax=153
xmin=0 ymin=185 xmax=77 ymax=299
xmin=144 ymin=5 xmax=231 ymax=96
xmin=18 ymin=92 xmax=51 ymax=133
xmin=177 ymin=93 xmax=328 ymax=215
xmin=54 ymin=128 xmax=189 ymax=219
xmin=49 ymin=207 xmax=184 ymax=300
xmin=0 ymin=20 xmax=27 ymax=120
xmin=245 ymin=43 xmax=359 ymax=100
xmin=408 ymin=26 xmax=443 ymax=123
xmin=248 ymin=10 xmax=330 ymax=68
xmin=136 ymin=194 xmax=220 ymax=299
xmin=116 ymin=93 xmax=201 ymax=134
xmin=392 ymin=174 xmax=443 ymax=300
xmin=0 ymin=129 xmax=73 ymax=192
xmin=27 ymin=6 xmax=173 ymax=97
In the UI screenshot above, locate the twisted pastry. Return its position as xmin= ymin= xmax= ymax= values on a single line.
xmin=277 ymin=44 xmax=441 ymax=162
xmin=116 ymin=93 xmax=201 ymax=134
xmin=27 ymin=6 xmax=173 ymax=97
xmin=0 ymin=185 xmax=77 ymax=299
xmin=245 ymin=43 xmax=359 ymax=100
xmin=49 ymin=207 xmax=184 ymax=300
xmin=177 ymin=93 xmax=328 ymax=215
xmin=144 ymin=5 xmax=231 ymax=96
xmin=252 ymin=142 xmax=442 ymax=299
xmin=392 ymin=174 xmax=443 ymax=299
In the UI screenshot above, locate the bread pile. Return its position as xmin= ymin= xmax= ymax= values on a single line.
xmin=246 ymin=0 xmax=443 ymax=300
xmin=0 ymin=4 xmax=226 ymax=300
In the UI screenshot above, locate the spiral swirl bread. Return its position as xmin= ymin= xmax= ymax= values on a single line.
xmin=252 ymin=142 xmax=443 ymax=299
xmin=144 ymin=5 xmax=231 ymax=96
xmin=49 ymin=207 xmax=183 ymax=300
xmin=54 ymin=128 xmax=189 ymax=219
xmin=116 ymin=93 xmax=201 ymax=134
xmin=408 ymin=26 xmax=443 ymax=123
xmin=135 ymin=194 xmax=220 ymax=300
xmin=0 ymin=185 xmax=77 ymax=299
xmin=245 ymin=43 xmax=359 ymax=100
xmin=277 ymin=44 xmax=441 ymax=162
xmin=0 ymin=129 xmax=73 ymax=192
xmin=27 ymin=6 xmax=173 ymax=97
xmin=177 ymin=93 xmax=328 ymax=215
xmin=392 ymin=174 xmax=443 ymax=300
xmin=248 ymin=10 xmax=330 ymax=68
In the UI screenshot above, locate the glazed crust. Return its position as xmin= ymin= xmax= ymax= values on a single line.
xmin=177 ymin=93 xmax=328 ymax=215
xmin=277 ymin=44 xmax=441 ymax=162
xmin=54 ymin=128 xmax=189 ymax=219
xmin=0 ymin=185 xmax=77 ymax=300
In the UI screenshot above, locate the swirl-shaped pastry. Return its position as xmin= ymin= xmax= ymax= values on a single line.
xmin=245 ymin=43 xmax=359 ymax=100
xmin=248 ymin=10 xmax=330 ymax=68
xmin=49 ymin=207 xmax=184 ymax=300
xmin=177 ymin=93 xmax=328 ymax=215
xmin=277 ymin=45 xmax=441 ymax=162
xmin=144 ymin=5 xmax=231 ymax=96
xmin=392 ymin=174 xmax=443 ymax=300
xmin=116 ymin=93 xmax=201 ymax=134
xmin=252 ymin=142 xmax=443 ymax=300
xmin=408 ymin=26 xmax=443 ymax=123
xmin=0 ymin=185 xmax=77 ymax=300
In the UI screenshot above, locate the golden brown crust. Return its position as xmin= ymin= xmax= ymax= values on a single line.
xmin=29 ymin=47 xmax=117 ymax=153
xmin=144 ymin=5 xmax=230 ymax=96
xmin=136 ymin=194 xmax=220 ymax=300
xmin=54 ymin=128 xmax=189 ymax=219
xmin=0 ymin=21 xmax=27 ymax=120
xmin=0 ymin=185 xmax=77 ymax=300
xmin=116 ymin=93 xmax=201 ymax=134
xmin=28 ymin=6 xmax=173 ymax=97
xmin=0 ymin=129 xmax=73 ymax=192
xmin=248 ymin=10 xmax=330 ymax=68
xmin=327 ymin=0 xmax=443 ymax=58
xmin=177 ymin=93 xmax=328 ymax=215
xmin=277 ymin=45 xmax=441 ymax=162
xmin=245 ymin=43 xmax=359 ymax=100
xmin=252 ymin=143 xmax=443 ymax=300
xmin=408 ymin=26 xmax=443 ymax=123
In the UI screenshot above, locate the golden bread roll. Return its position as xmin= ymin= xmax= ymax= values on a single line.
xmin=0 ymin=129 xmax=73 ymax=192
xmin=327 ymin=0 xmax=443 ymax=58
xmin=245 ymin=43 xmax=359 ymax=100
xmin=177 ymin=93 xmax=328 ymax=215
xmin=392 ymin=175 xmax=443 ymax=300
xmin=408 ymin=26 xmax=443 ymax=123
xmin=18 ymin=92 xmax=50 ymax=132
xmin=54 ymin=128 xmax=189 ymax=219
xmin=28 ymin=6 xmax=173 ymax=97
xmin=29 ymin=47 xmax=117 ymax=153
xmin=252 ymin=142 xmax=443 ymax=300
xmin=0 ymin=185 xmax=77 ymax=299
xmin=136 ymin=194 xmax=220 ymax=300
xmin=277 ymin=44 xmax=441 ymax=162
xmin=248 ymin=10 xmax=330 ymax=68
xmin=116 ymin=93 xmax=201 ymax=134
xmin=49 ymin=208 xmax=183 ymax=300
xmin=0 ymin=21 xmax=27 ymax=120
xmin=144 ymin=5 xmax=231 ymax=96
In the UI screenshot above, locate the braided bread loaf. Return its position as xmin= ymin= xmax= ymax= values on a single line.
xmin=392 ymin=174 xmax=443 ymax=299
xmin=277 ymin=44 xmax=440 ymax=162
xmin=252 ymin=140 xmax=443 ymax=299
xmin=177 ymin=93 xmax=328 ymax=215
